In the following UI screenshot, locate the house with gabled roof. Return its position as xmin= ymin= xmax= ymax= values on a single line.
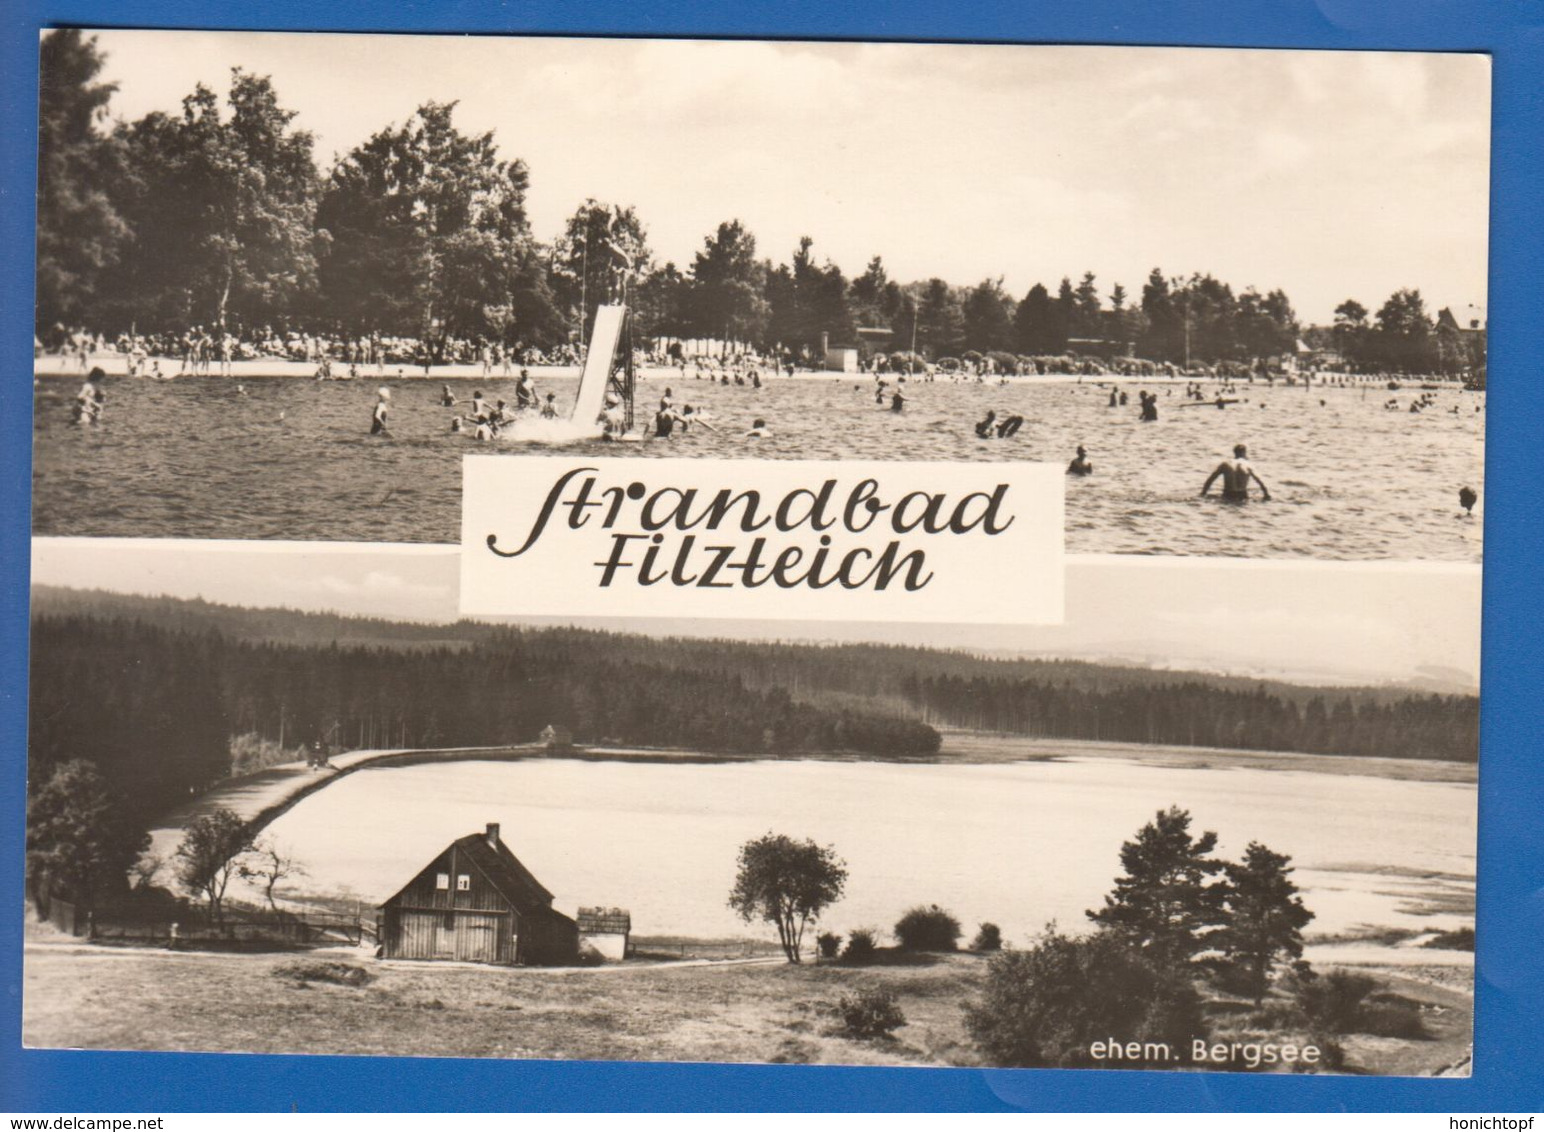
xmin=378 ymin=823 xmax=578 ymax=965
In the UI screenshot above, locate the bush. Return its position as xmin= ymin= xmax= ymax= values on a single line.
xmin=842 ymin=928 xmax=878 ymax=963
xmin=985 ymin=351 xmax=1020 ymax=375
xmin=971 ymin=922 xmax=1003 ymax=952
xmin=1293 ymin=969 xmax=1378 ymax=1034
xmin=229 ymin=732 xmax=306 ymax=777
xmin=816 ymin=931 xmax=842 ymax=960
xmin=1423 ymin=926 xmax=1475 ymax=951
xmin=965 ymin=927 xmax=1204 ymax=1069
xmin=1242 ymin=1000 xmax=1309 ymax=1038
xmin=1357 ymin=1001 xmax=1429 ymax=1040
xmin=894 ymin=904 xmax=962 ymax=952
xmin=836 ymin=988 xmax=906 ymax=1039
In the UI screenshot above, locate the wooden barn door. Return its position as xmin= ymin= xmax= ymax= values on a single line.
xmin=458 ymin=913 xmax=502 ymax=963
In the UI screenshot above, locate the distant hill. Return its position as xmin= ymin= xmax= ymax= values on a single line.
xmin=30 ymin=586 xmax=1478 ymax=830
xmin=30 ymin=585 xmax=1470 ymax=710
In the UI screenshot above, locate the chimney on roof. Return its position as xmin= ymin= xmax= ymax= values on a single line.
xmin=485 ymin=822 xmax=500 ymax=847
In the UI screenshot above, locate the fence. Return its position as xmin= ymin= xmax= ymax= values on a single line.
xmin=36 ymin=889 xmax=372 ymax=951
xmin=630 ymin=937 xmax=788 ymax=961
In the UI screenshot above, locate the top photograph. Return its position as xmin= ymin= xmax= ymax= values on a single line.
xmin=31 ymin=32 xmax=1489 ymax=560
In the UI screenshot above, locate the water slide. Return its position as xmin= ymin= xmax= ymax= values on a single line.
xmin=496 ymin=302 xmax=626 ymax=444
xmin=570 ymin=302 xmax=626 ymax=426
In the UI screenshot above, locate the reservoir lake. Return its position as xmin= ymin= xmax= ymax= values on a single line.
xmin=255 ymin=753 xmax=1476 ymax=945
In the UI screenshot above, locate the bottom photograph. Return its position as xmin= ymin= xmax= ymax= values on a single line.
xmin=22 ymin=540 xmax=1478 ymax=1076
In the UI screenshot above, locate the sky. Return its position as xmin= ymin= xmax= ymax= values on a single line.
xmin=79 ymin=31 xmax=1491 ymax=327
xmin=32 ymin=539 xmax=1481 ymax=691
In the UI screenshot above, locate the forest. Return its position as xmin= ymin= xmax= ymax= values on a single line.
xmin=35 ymin=30 xmax=1478 ymax=374
xmin=29 ymin=589 xmax=1478 ymax=826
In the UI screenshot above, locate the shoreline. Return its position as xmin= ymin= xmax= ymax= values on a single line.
xmin=142 ymin=732 xmax=1475 ymax=868
xmin=34 ymin=356 xmax=1473 ymax=388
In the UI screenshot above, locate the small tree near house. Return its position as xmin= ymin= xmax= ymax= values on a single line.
xmin=727 ymin=832 xmax=847 ymax=964
xmin=238 ymin=837 xmax=306 ymax=912
xmin=174 ymin=807 xmax=256 ymax=926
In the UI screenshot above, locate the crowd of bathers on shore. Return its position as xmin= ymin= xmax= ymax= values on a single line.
xmin=40 ymin=324 xmax=1481 ymax=395
xmin=37 ymin=326 xmax=588 ymax=378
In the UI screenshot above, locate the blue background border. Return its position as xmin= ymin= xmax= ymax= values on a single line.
xmin=2 ymin=0 xmax=1539 ymax=1113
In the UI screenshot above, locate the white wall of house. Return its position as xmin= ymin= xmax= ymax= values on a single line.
xmin=579 ymin=931 xmax=628 ymax=960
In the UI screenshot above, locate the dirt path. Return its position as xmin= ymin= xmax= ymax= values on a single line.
xmin=142 ymin=745 xmax=517 ymax=865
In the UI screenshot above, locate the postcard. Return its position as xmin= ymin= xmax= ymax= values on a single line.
xmin=25 ymin=30 xmax=1485 ymax=1077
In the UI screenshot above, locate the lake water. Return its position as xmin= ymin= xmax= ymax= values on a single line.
xmin=253 ymin=755 xmax=1476 ymax=944
xmin=33 ymin=374 xmax=1483 ymax=560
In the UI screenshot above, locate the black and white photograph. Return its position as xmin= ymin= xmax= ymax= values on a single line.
xmin=25 ymin=541 xmax=1477 ymax=1071
xmin=25 ymin=29 xmax=1486 ymax=1078
xmin=32 ymin=32 xmax=1486 ymax=559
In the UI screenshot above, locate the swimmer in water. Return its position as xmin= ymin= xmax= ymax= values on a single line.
xmin=1459 ymin=486 xmax=1478 ymax=516
xmin=1067 ymin=446 xmax=1093 ymax=476
xmin=746 ymin=417 xmax=774 ymax=439
xmin=653 ymin=404 xmax=684 ymax=438
xmin=371 ymin=387 xmax=392 ymax=436
xmin=540 ymin=392 xmax=558 ymax=419
xmin=441 ymin=384 xmax=457 ymax=407
xmin=515 ymin=370 xmax=537 ymax=410
xmin=1200 ymin=443 xmax=1271 ymax=502
xmin=74 ymin=380 xmax=97 ymax=421
xmin=680 ymin=404 xmax=717 ymax=432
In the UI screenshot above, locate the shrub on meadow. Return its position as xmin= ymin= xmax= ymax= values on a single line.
xmin=971 ymin=922 xmax=1003 ymax=952
xmin=965 ymin=927 xmax=1204 ymax=1069
xmin=842 ymin=928 xmax=878 ymax=963
xmin=836 ymin=988 xmax=906 ymax=1039
xmin=894 ymin=904 xmax=962 ymax=952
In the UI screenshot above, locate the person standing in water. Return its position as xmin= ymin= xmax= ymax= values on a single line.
xmin=515 ymin=369 xmax=537 ymax=410
xmin=1067 ymin=445 xmax=1093 ymax=475
xmin=371 ymin=387 xmax=392 ymax=436
xmin=1200 ymin=443 xmax=1270 ymax=502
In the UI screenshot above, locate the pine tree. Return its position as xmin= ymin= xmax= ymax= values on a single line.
xmin=1087 ymin=806 xmax=1226 ymax=967
xmin=1215 ymin=841 xmax=1314 ymax=1004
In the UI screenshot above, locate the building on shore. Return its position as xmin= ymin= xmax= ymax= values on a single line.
xmin=378 ymin=823 xmax=578 ymax=965
xmin=577 ymin=906 xmax=632 ymax=961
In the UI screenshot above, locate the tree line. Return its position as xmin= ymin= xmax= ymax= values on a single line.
xmin=38 ymin=30 xmax=1472 ymax=371
xmin=899 ymin=673 xmax=1475 ymax=762
xmin=29 ymin=590 xmax=1480 ymax=826
xmin=28 ymin=612 xmax=943 ymax=825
